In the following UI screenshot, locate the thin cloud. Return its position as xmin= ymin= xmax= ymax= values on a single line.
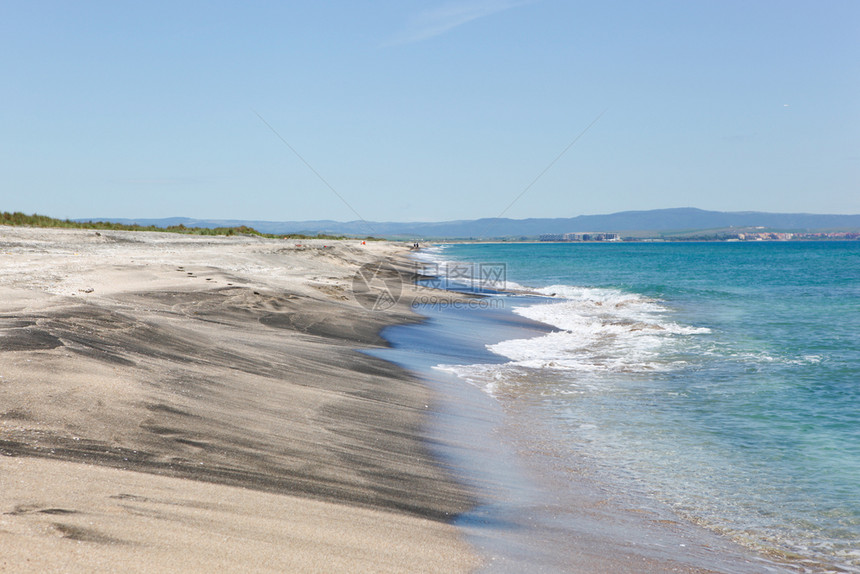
xmin=385 ymin=0 xmax=534 ymax=46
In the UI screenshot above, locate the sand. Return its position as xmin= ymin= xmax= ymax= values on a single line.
xmin=0 ymin=226 xmax=479 ymax=573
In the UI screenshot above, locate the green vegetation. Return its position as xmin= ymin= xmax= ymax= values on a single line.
xmin=0 ymin=211 xmax=356 ymax=240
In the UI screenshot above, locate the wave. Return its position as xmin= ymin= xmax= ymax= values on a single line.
xmin=436 ymin=284 xmax=711 ymax=394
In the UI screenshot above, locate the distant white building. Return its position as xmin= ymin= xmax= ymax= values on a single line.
xmin=540 ymin=232 xmax=621 ymax=242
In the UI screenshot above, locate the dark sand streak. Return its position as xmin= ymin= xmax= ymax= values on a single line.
xmin=0 ymin=254 xmax=472 ymax=522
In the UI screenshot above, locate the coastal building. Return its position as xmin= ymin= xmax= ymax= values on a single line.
xmin=737 ymin=232 xmax=795 ymax=241
xmin=540 ymin=232 xmax=621 ymax=242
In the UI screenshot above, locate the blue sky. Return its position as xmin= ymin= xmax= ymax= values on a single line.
xmin=2 ymin=1 xmax=858 ymax=222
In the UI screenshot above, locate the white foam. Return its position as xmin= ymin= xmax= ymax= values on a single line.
xmin=497 ymin=286 xmax=708 ymax=369
xmin=439 ymin=284 xmax=712 ymax=394
xmin=434 ymin=363 xmax=505 ymax=395
xmin=411 ymin=244 xmax=446 ymax=262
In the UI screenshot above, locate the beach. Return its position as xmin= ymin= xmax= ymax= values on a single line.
xmin=377 ymin=301 xmax=803 ymax=574
xmin=1 ymin=228 xmax=836 ymax=573
xmin=0 ymin=227 xmax=477 ymax=573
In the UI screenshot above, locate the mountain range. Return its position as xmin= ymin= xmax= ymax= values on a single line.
xmin=86 ymin=208 xmax=860 ymax=239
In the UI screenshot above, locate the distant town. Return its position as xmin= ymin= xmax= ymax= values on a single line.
xmin=539 ymin=232 xmax=621 ymax=242
xmin=539 ymin=231 xmax=860 ymax=242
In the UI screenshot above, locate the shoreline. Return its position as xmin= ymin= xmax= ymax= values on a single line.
xmin=0 ymin=227 xmax=817 ymax=573
xmin=376 ymin=293 xmax=801 ymax=573
xmin=0 ymin=226 xmax=479 ymax=572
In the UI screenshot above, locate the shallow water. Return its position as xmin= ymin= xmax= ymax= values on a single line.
xmin=415 ymin=241 xmax=860 ymax=572
xmin=375 ymin=297 xmax=793 ymax=572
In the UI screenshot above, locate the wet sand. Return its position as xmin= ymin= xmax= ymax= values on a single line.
xmin=0 ymin=227 xmax=478 ymax=572
xmin=376 ymin=298 xmax=801 ymax=574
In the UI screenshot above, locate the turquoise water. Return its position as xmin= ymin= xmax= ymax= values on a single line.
xmin=424 ymin=241 xmax=860 ymax=571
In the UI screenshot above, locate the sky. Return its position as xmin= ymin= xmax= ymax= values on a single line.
xmin=2 ymin=0 xmax=858 ymax=222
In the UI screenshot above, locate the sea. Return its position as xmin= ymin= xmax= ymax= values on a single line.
xmin=407 ymin=241 xmax=859 ymax=572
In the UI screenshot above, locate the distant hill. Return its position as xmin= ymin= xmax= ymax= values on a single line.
xmin=83 ymin=208 xmax=860 ymax=239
